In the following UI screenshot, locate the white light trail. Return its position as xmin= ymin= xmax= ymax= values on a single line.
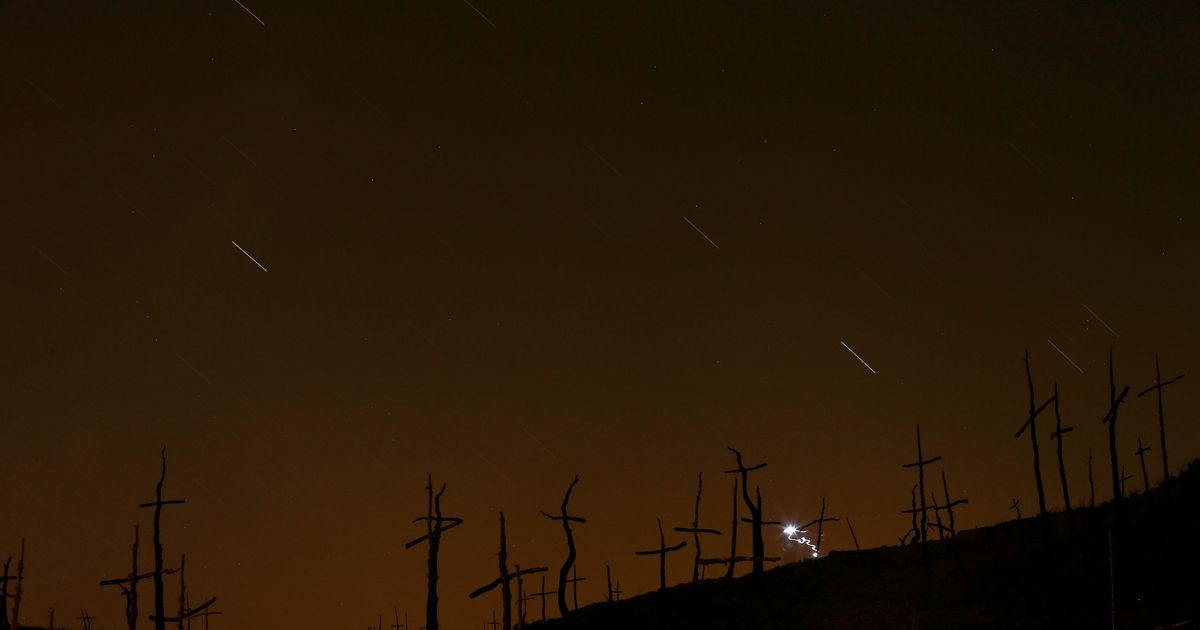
xmin=1081 ymin=304 xmax=1119 ymax=338
xmin=783 ymin=524 xmax=819 ymax=558
xmin=682 ymin=216 xmax=720 ymax=250
xmin=1047 ymin=339 xmax=1084 ymax=374
xmin=840 ymin=341 xmax=877 ymax=375
xmin=460 ymin=0 xmax=496 ymax=27
xmin=231 ymin=0 xmax=265 ymax=25
xmin=231 ymin=240 xmax=269 ymax=272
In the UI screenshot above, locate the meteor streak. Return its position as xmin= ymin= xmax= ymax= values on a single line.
xmin=840 ymin=341 xmax=877 ymax=374
xmin=232 ymin=240 xmax=269 ymax=272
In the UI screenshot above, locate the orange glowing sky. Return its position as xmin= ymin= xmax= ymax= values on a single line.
xmin=3 ymin=1 xmax=1198 ymax=628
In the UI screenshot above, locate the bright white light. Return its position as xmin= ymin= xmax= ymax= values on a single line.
xmin=783 ymin=524 xmax=820 ymax=558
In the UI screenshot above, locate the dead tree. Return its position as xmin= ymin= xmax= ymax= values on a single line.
xmin=1101 ymin=348 xmax=1132 ymax=503
xmin=1136 ymin=356 xmax=1184 ymax=483
xmin=604 ymin=565 xmax=613 ymax=602
xmin=0 ymin=557 xmax=12 ymax=630
xmin=635 ymin=518 xmax=687 ymax=591
xmin=939 ymin=471 xmax=968 ymax=536
xmin=724 ymin=447 xmax=769 ymax=575
xmin=845 ymin=518 xmax=861 ymax=551
xmin=1135 ymin=438 xmax=1152 ymax=494
xmin=467 ymin=513 xmax=546 ymax=630
xmin=100 ymin=525 xmax=180 ymax=630
xmin=76 ymin=610 xmax=95 ymax=630
xmin=1120 ymin=466 xmax=1133 ymax=497
xmin=391 ymin=606 xmax=405 ymax=630
xmin=673 ymin=473 xmax=721 ymax=582
xmin=929 ymin=493 xmax=947 ymax=540
xmin=192 ymin=606 xmax=222 ymax=630
xmin=531 ymin=576 xmax=555 ymax=622
xmin=139 ymin=448 xmax=187 ymax=630
xmin=1049 ymin=384 xmax=1075 ymax=513
xmin=148 ymin=554 xmax=215 ymax=630
xmin=10 ymin=538 xmax=22 ymax=630
xmin=724 ymin=478 xmax=738 ymax=579
xmin=798 ymin=497 xmax=839 ymax=557
xmin=1087 ymin=449 xmax=1096 ymax=508
xmin=1015 ymin=351 xmax=1057 ymax=518
xmin=540 ymin=475 xmax=585 ymax=619
xmin=1010 ymin=498 xmax=1021 ymax=520
xmin=405 ymin=475 xmax=463 ymax=630
xmin=564 ymin=566 xmax=585 ymax=611
xmin=902 ymin=426 xmax=942 ymax=542
xmin=515 ymin=565 xmax=532 ymax=628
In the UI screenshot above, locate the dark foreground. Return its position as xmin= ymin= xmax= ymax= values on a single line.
xmin=531 ymin=461 xmax=1200 ymax=629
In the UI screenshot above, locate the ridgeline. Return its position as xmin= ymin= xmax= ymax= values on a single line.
xmin=531 ymin=460 xmax=1200 ymax=629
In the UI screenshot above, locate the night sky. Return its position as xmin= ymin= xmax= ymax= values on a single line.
xmin=3 ymin=1 xmax=1198 ymax=628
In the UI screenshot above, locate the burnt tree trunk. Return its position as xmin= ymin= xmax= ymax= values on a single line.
xmin=1137 ymin=355 xmax=1185 ymax=484
xmin=725 ymin=448 xmax=768 ymax=576
xmin=1135 ymin=438 xmax=1151 ymax=494
xmin=1088 ymin=449 xmax=1096 ymax=508
xmin=726 ymin=478 xmax=738 ymax=580
xmin=540 ymin=476 xmax=585 ymax=619
xmin=1050 ymin=384 xmax=1074 ymax=514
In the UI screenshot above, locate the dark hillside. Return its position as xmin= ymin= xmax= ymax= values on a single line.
xmin=532 ymin=460 xmax=1200 ymax=629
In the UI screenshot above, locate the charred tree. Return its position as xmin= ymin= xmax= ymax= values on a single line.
xmin=605 ymin=565 xmax=613 ymax=603
xmin=798 ymin=497 xmax=839 ymax=557
xmin=1135 ymin=438 xmax=1152 ymax=494
xmin=1087 ymin=449 xmax=1096 ymax=508
xmin=724 ymin=447 xmax=769 ymax=575
xmin=1049 ymin=384 xmax=1075 ymax=513
xmin=76 ymin=610 xmax=95 ymax=630
xmin=404 ymin=475 xmax=463 ymax=630
xmin=540 ymin=475 xmax=585 ymax=619
xmin=467 ymin=514 xmax=547 ymax=630
xmin=563 ymin=566 xmax=585 ymax=611
xmin=1015 ymin=350 xmax=1056 ymax=518
xmin=726 ymin=478 xmax=738 ymax=579
xmin=1136 ymin=355 xmax=1184 ymax=483
xmin=1010 ymin=498 xmax=1021 ymax=520
xmin=1101 ymin=348 xmax=1132 ymax=503
xmin=138 ymin=448 xmax=187 ymax=630
xmin=939 ymin=471 xmax=968 ymax=536
xmin=11 ymin=539 xmax=22 ymax=630
xmin=100 ymin=525 xmax=180 ymax=630
xmin=0 ymin=557 xmax=12 ymax=630
xmin=532 ymin=575 xmax=555 ymax=622
xmin=845 ymin=518 xmax=861 ymax=551
xmin=901 ymin=426 xmax=942 ymax=542
xmin=634 ymin=518 xmax=687 ymax=591
xmin=673 ymin=473 xmax=721 ymax=582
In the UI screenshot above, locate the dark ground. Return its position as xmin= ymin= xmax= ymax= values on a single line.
xmin=530 ymin=460 xmax=1200 ymax=629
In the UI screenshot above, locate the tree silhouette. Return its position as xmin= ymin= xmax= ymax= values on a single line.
xmin=137 ymin=449 xmax=187 ymax=630
xmin=634 ymin=518 xmax=687 ymax=591
xmin=540 ymin=475 xmax=585 ymax=618
xmin=467 ymin=513 xmax=546 ymax=630
xmin=404 ymin=475 xmax=463 ymax=630
xmin=1049 ymin=384 xmax=1075 ymax=513
xmin=724 ymin=447 xmax=769 ymax=575
xmin=1136 ymin=355 xmax=1184 ymax=483
xmin=1100 ymin=349 xmax=1131 ymax=503
xmin=1014 ymin=350 xmax=1056 ymax=518
xmin=673 ymin=473 xmax=721 ymax=582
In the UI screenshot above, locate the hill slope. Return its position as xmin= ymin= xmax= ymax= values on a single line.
xmin=531 ymin=461 xmax=1200 ymax=629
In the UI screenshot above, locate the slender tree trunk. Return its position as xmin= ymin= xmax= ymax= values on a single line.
xmin=1107 ymin=348 xmax=1122 ymax=503
xmin=726 ymin=478 xmax=738 ymax=580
